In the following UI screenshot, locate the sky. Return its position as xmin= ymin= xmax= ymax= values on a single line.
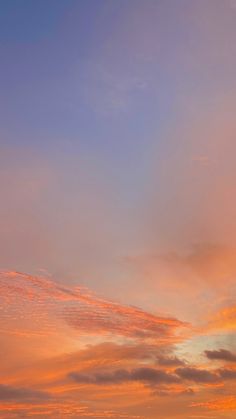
xmin=0 ymin=0 xmax=236 ymax=418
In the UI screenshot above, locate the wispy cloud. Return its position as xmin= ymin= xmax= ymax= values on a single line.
xmin=0 ymin=270 xmax=187 ymax=344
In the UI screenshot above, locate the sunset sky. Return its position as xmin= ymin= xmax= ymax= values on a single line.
xmin=0 ymin=1 xmax=236 ymax=418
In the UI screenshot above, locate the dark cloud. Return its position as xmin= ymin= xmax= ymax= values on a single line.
xmin=218 ymin=368 xmax=236 ymax=380
xmin=175 ymin=367 xmax=219 ymax=383
xmin=70 ymin=363 xmax=236 ymax=387
xmin=157 ymin=355 xmax=185 ymax=367
xmin=131 ymin=367 xmax=180 ymax=383
xmin=0 ymin=384 xmax=49 ymax=401
xmin=205 ymin=349 xmax=236 ymax=363
xmin=69 ymin=367 xmax=180 ymax=385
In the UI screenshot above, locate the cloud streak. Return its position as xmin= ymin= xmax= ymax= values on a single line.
xmin=0 ymin=270 xmax=187 ymax=344
xmin=0 ymin=384 xmax=49 ymax=401
xmin=69 ymin=367 xmax=180 ymax=386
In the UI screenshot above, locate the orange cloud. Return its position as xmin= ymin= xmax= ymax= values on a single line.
xmin=0 ymin=401 xmax=142 ymax=418
xmin=208 ymin=305 xmax=236 ymax=332
xmin=0 ymin=270 xmax=187 ymax=345
xmin=0 ymin=271 xmax=234 ymax=418
xmin=191 ymin=396 xmax=236 ymax=411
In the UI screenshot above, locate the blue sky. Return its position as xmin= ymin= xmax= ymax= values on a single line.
xmin=1 ymin=0 xmax=236 ymax=289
